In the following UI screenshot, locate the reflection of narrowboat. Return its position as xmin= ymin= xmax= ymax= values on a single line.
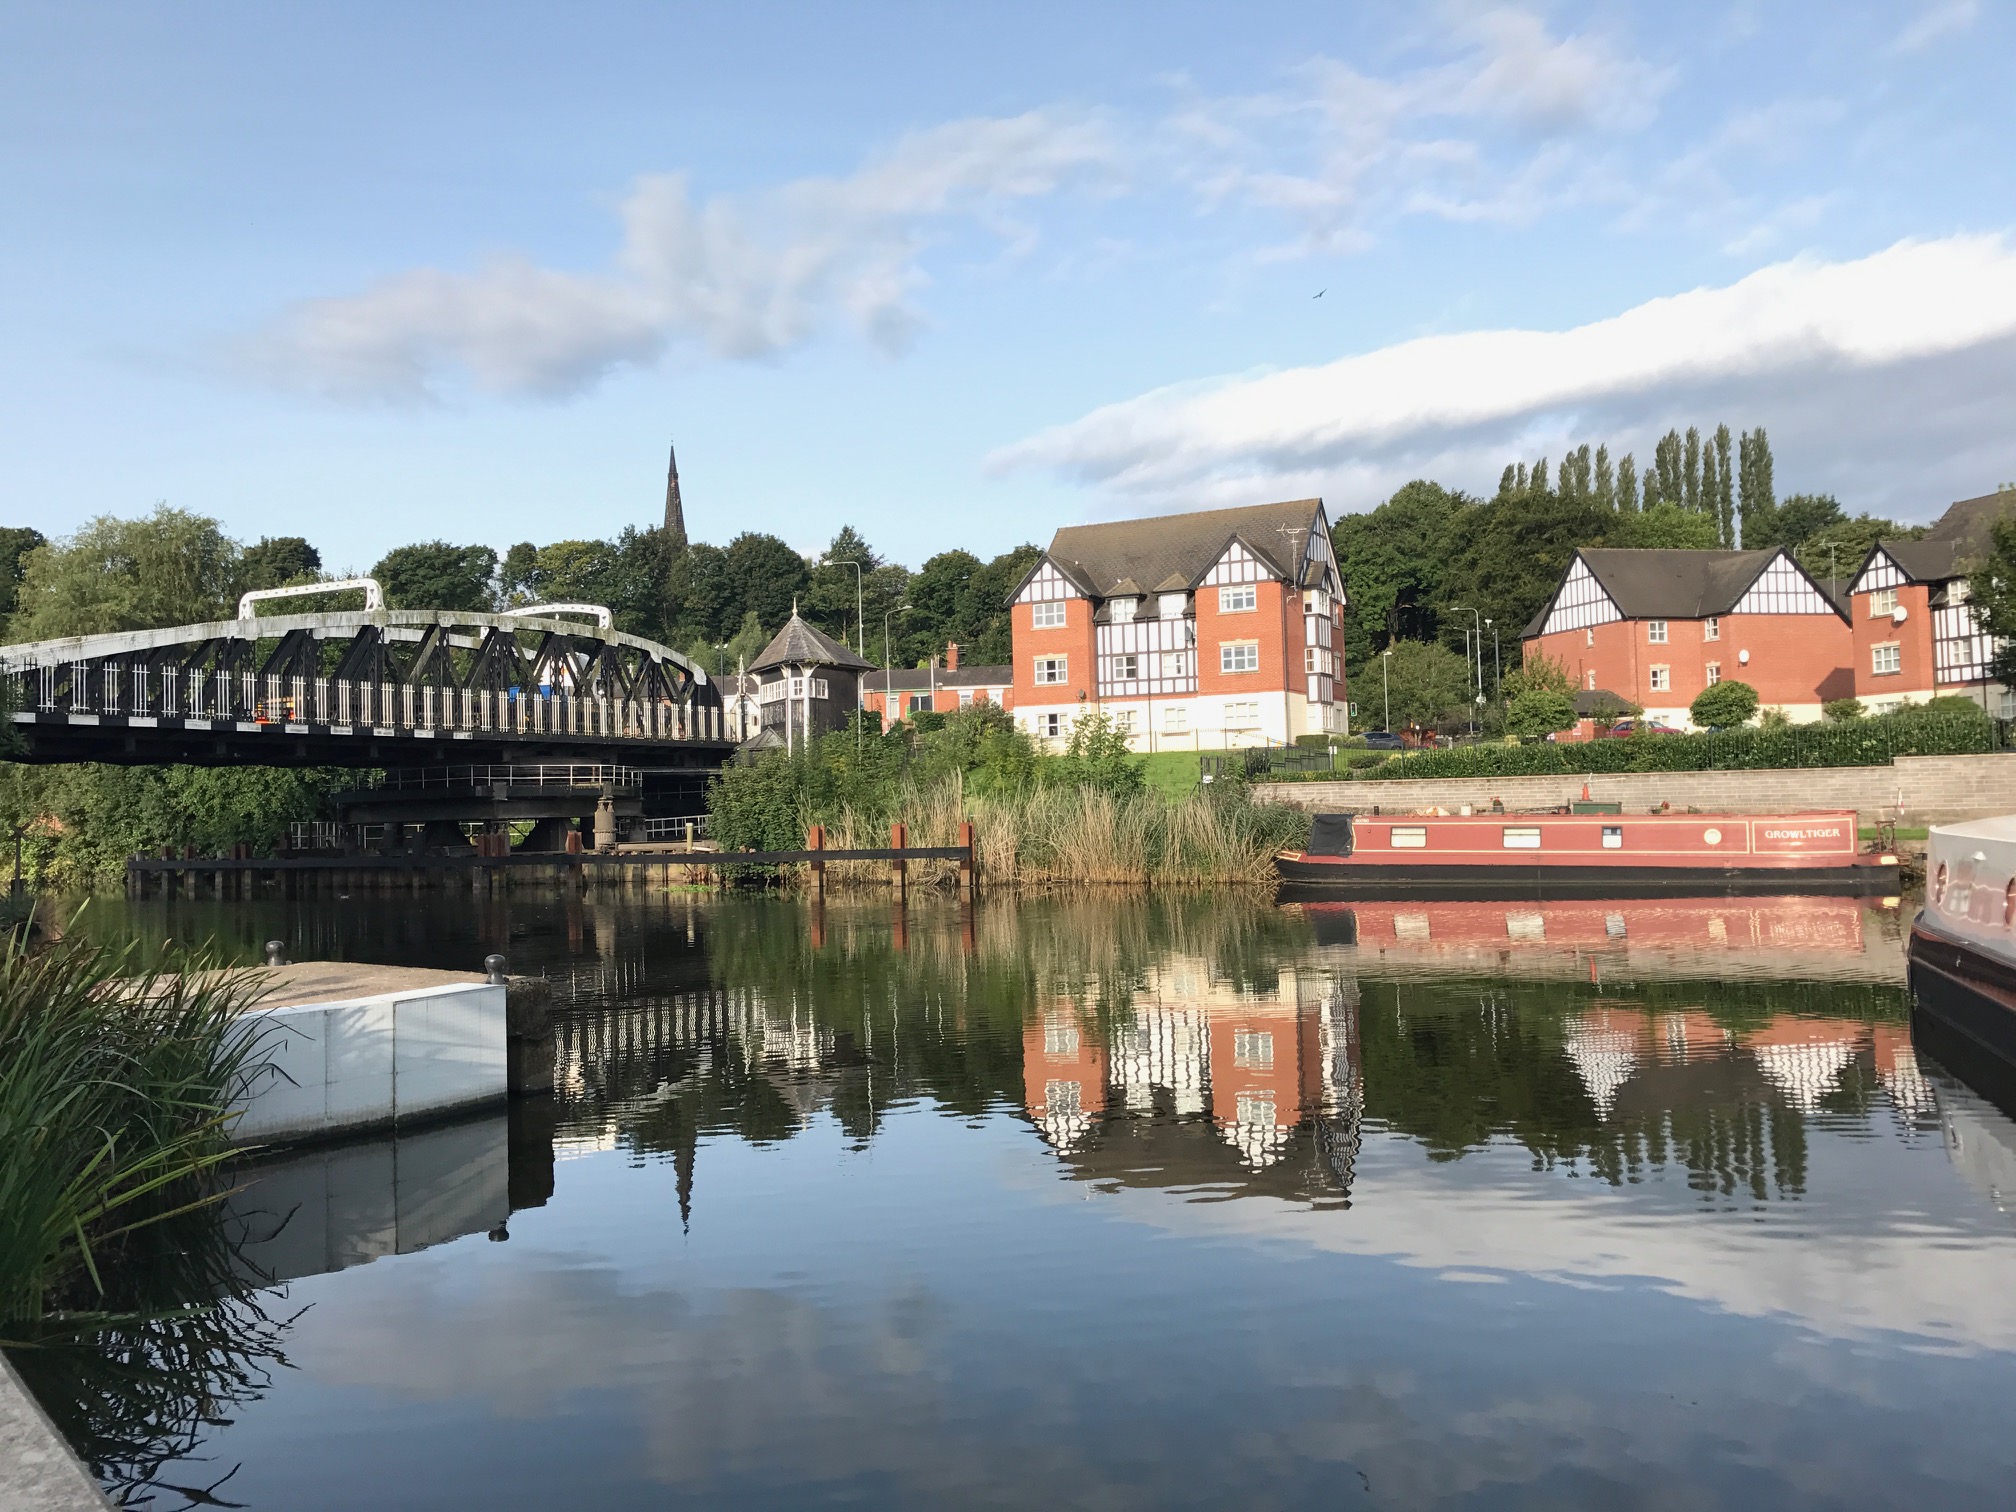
xmin=1298 ymin=894 xmax=1875 ymax=953
xmin=1275 ymin=810 xmax=1898 ymax=896
xmin=1909 ymin=816 xmax=2016 ymax=1078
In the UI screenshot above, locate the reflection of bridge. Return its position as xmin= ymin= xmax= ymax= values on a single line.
xmin=1 ymin=602 xmax=730 ymax=770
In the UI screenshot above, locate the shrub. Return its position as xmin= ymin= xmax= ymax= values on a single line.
xmin=1822 ymin=697 xmax=1865 ymax=721
xmin=1344 ymin=751 xmax=1389 ymax=770
xmin=1690 ymin=679 xmax=1759 ymax=728
xmin=1506 ymin=688 xmax=1577 ymax=738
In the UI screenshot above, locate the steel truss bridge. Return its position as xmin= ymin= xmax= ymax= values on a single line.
xmin=1 ymin=607 xmax=732 ymax=771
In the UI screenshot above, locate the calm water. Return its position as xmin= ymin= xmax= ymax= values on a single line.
xmin=19 ymin=888 xmax=2016 ymax=1510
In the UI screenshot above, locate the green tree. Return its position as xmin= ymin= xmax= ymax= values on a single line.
xmin=1738 ymin=427 xmax=1776 ymax=546
xmin=371 ymin=541 xmax=498 ymax=611
xmin=238 ymin=536 xmax=322 ymax=591
xmin=1352 ymin=639 xmax=1475 ymax=731
xmin=1795 ymin=511 xmax=1924 ymax=589
xmin=1968 ymin=515 xmax=2016 ymax=689
xmin=11 ymin=507 xmax=241 ymax=638
xmin=1594 ymin=446 xmax=1615 ymax=510
xmin=1506 ymin=688 xmax=1577 ymax=737
xmin=1447 ymin=488 xmax=1610 ymax=651
xmin=1051 ymin=710 xmax=1144 ymax=797
xmin=0 ymin=526 xmax=48 ymax=626
xmin=1821 ymin=697 xmax=1865 ymax=721
xmin=965 ymin=543 xmax=1041 ymax=665
xmin=1682 ymin=426 xmax=1702 ymax=512
xmin=1713 ymin=424 xmax=1735 ymax=548
xmin=1616 ymin=453 xmax=1639 ymax=512
xmin=724 ymin=532 xmax=810 ymax=633
xmin=669 ymin=541 xmax=739 ymax=642
xmin=902 ymin=549 xmax=984 ymax=666
xmin=1613 ymin=502 xmax=1721 ymax=550
xmin=806 ymin=525 xmax=888 ymax=654
xmin=1690 ymin=679 xmax=1759 ymax=728
xmin=1333 ymin=480 xmax=1472 ymax=665
xmin=1761 ymin=492 xmax=1845 ymax=551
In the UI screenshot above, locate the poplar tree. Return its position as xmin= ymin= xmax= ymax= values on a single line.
xmin=1738 ymin=428 xmax=1776 ymax=546
xmin=1714 ymin=424 xmax=1735 ymax=547
xmin=1595 ymin=445 xmax=1615 ymax=510
xmin=1531 ymin=457 xmax=1550 ymax=494
xmin=1683 ymin=427 xmax=1702 ymax=512
xmin=1617 ymin=453 xmax=1639 ymax=511
xmin=1499 ymin=464 xmax=1518 ymax=498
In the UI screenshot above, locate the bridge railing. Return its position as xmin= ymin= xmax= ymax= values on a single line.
xmin=5 ymin=665 xmax=724 ymax=743
xmin=376 ymin=764 xmax=644 ymax=791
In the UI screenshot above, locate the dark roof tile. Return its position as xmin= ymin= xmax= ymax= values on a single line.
xmin=748 ymin=613 xmax=874 ymax=673
xmin=1042 ymin=499 xmax=1327 ymax=600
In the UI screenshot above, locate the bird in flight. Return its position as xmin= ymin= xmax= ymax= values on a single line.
xmin=1313 ymin=289 xmax=1325 ymax=298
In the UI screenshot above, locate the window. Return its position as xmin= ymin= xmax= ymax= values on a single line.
xmin=1502 ymin=826 xmax=1542 ymax=849
xmin=1038 ymin=712 xmax=1063 ymax=738
xmin=1112 ymin=653 xmax=1138 ymax=680
xmin=1113 ymin=708 xmax=1137 ymax=733
xmin=1044 ymin=1023 xmax=1079 ymax=1055
xmin=1649 ymin=665 xmax=1670 ymax=692
xmin=1032 ymin=600 xmax=1067 ymax=629
xmin=1221 ymin=641 xmax=1260 ymax=674
xmin=1390 ymin=826 xmax=1428 ymax=848
xmin=1704 ymin=616 xmax=1720 ymax=641
xmin=1235 ymin=1092 xmax=1277 ymax=1127
xmin=1869 ymin=587 xmax=1898 ymax=616
xmin=1165 ymin=651 xmax=1190 ymax=678
xmin=1164 ymin=705 xmax=1189 ymax=733
xmin=1304 ymin=646 xmax=1336 ymax=675
xmin=1647 ymin=620 xmax=1668 ymax=644
xmin=1601 ymin=826 xmax=1623 ymax=849
xmin=1224 ymin=701 xmax=1259 ymax=728
xmin=958 ymin=689 xmax=973 ymax=706
xmin=1034 ymin=655 xmax=1067 ymax=685
xmin=1159 ymin=592 xmax=1188 ymax=619
xmin=1585 ymin=628 xmax=1595 ymax=647
xmin=1872 ymin=643 xmax=1901 ymax=676
xmin=1585 ymin=670 xmax=1596 ymax=690
xmin=1705 ymin=662 xmax=1721 ymax=685
xmin=1232 ymin=1030 xmax=1274 ymax=1068
xmin=1219 ymin=584 xmax=1257 ymax=613
xmin=1109 ymin=598 xmax=1137 ymax=623
xmin=1304 ymin=589 xmax=1329 ymax=615
xmin=1043 ymin=1080 xmax=1082 ymax=1115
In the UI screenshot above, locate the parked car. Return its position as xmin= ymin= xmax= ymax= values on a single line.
xmin=1359 ymin=730 xmax=1406 ymax=750
xmin=1596 ymin=717 xmax=1682 ymax=739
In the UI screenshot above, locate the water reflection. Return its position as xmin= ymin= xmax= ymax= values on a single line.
xmin=33 ymin=888 xmax=2016 ymax=1510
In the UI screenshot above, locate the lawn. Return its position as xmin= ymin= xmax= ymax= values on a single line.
xmin=1139 ymin=751 xmax=1202 ymax=798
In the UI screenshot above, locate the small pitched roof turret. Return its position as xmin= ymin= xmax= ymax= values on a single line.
xmin=748 ymin=611 xmax=874 ymax=674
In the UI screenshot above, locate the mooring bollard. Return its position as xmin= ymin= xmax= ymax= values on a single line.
xmin=484 ymin=953 xmax=508 ymax=985
xmin=807 ymin=823 xmax=826 ymax=903
xmin=265 ymin=940 xmax=288 ymax=967
xmin=890 ymin=820 xmax=907 ymax=892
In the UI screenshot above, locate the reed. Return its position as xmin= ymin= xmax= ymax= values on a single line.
xmin=0 ymin=912 xmax=271 ymax=1332
xmin=804 ymin=774 xmax=1309 ymax=890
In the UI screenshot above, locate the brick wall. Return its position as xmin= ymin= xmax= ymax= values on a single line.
xmin=1255 ymin=752 xmax=2016 ymax=828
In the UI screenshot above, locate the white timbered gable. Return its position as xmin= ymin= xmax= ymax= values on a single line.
xmin=1539 ymin=556 xmax=1621 ymax=635
xmin=1300 ymin=519 xmax=1345 ymax=600
xmin=1016 ymin=560 xmax=1083 ymax=604
xmin=1851 ymin=551 xmax=1906 ymax=595
xmin=1732 ymin=553 xmax=1836 ymax=616
xmin=1202 ymin=540 xmax=1274 ymax=587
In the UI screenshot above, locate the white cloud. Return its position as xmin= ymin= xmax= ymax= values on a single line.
xmin=246 ymin=109 xmax=1119 ymax=401
xmin=988 ymin=234 xmax=2016 ymax=519
xmin=1892 ymin=0 xmax=1981 ymax=52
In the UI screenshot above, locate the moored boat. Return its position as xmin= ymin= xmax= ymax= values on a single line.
xmin=1908 ymin=816 xmax=2016 ymax=1080
xmin=1275 ymin=809 xmax=1898 ymax=897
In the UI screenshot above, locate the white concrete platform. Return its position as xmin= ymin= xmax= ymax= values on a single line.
xmin=0 ymin=1353 xmax=109 ymax=1511
xmin=228 ymin=966 xmax=507 ymax=1145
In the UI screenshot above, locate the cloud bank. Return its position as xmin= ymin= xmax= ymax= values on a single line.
xmin=989 ymin=234 xmax=2016 ymax=519
xmin=246 ymin=109 xmax=1118 ymax=401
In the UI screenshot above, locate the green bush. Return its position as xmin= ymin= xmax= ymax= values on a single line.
xmin=1344 ymin=751 xmax=1389 ymax=770
xmin=1690 ymin=678 xmax=1759 ymax=729
xmin=1506 ymin=688 xmax=1576 ymax=738
xmin=1821 ymin=697 xmax=1865 ymax=721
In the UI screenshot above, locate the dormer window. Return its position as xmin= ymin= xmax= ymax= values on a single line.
xmin=1159 ymin=592 xmax=1188 ymax=619
xmin=1109 ymin=597 xmax=1137 ymax=624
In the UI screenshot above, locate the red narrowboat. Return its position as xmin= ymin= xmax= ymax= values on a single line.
xmin=1275 ymin=810 xmax=1898 ymax=896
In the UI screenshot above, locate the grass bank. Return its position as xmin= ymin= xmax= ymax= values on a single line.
xmin=1 ymin=915 xmax=270 ymax=1336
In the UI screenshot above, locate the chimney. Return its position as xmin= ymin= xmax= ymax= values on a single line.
xmin=945 ymin=642 xmax=961 ymax=671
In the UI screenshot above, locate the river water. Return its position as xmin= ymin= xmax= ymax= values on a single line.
xmin=21 ymin=888 xmax=2016 ymax=1509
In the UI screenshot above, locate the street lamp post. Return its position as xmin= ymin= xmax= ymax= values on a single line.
xmin=1450 ymin=604 xmax=1484 ymax=734
xmin=1486 ymin=618 xmax=1501 ymax=703
xmin=1381 ymin=647 xmax=1392 ymax=733
xmin=829 ymin=557 xmax=866 ymax=656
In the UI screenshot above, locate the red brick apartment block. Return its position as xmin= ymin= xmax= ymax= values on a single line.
xmin=1008 ymin=498 xmax=1347 ymax=751
xmin=1522 ymin=547 xmax=1853 ymax=728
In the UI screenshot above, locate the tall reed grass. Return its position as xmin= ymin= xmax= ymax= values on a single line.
xmin=1 ymin=914 xmax=271 ymax=1332
xmin=805 ymin=774 xmax=1309 ymax=890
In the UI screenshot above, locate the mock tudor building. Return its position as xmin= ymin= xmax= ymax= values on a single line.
xmin=744 ymin=610 xmax=873 ymax=750
xmin=1847 ymin=488 xmax=2016 ymax=715
xmin=861 ymin=642 xmax=1014 ymax=728
xmin=1522 ymin=547 xmax=1853 ymax=727
xmin=1008 ymin=499 xmax=1347 ymax=751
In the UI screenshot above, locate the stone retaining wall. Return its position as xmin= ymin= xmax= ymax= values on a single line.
xmin=1255 ymin=752 xmax=2016 ymax=827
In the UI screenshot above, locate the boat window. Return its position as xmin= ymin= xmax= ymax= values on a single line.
xmin=1506 ymin=913 xmax=1545 ymax=940
xmin=1502 ymin=826 xmax=1542 ymax=849
xmin=1390 ymin=826 xmax=1428 ymax=848
xmin=1602 ymin=826 xmax=1623 ymax=849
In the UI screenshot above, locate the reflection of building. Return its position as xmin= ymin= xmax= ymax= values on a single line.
xmin=1020 ymin=958 xmax=1361 ymax=1188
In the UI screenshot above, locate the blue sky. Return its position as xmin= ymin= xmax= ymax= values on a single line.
xmin=5 ymin=1 xmax=2014 ymax=572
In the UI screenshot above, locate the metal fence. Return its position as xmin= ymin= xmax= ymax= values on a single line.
xmin=376 ymin=764 xmax=643 ymax=791
xmin=636 ymin=815 xmax=712 ymax=842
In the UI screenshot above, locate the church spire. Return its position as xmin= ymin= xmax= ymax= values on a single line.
xmin=663 ymin=441 xmax=686 ymax=547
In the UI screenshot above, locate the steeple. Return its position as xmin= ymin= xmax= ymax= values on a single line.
xmin=663 ymin=442 xmax=686 ymax=547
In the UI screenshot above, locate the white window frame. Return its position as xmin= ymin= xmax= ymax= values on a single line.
xmin=1872 ymin=643 xmax=1901 ymax=676
xmin=1038 ymin=712 xmax=1063 ymax=738
xmin=1224 ymin=701 xmax=1259 ymax=728
xmin=1869 ymin=587 xmax=1898 ymax=617
xmin=1704 ymin=616 xmax=1719 ymax=642
xmin=1502 ymin=826 xmax=1542 ymax=849
xmin=1221 ymin=641 xmax=1260 ymax=674
xmin=1031 ymin=600 xmax=1067 ymax=629
xmin=1390 ymin=826 xmax=1428 ymax=849
xmin=1649 ymin=665 xmax=1670 ymax=692
xmin=1159 ymin=592 xmax=1188 ymax=619
xmin=1034 ymin=655 xmax=1068 ymax=686
xmin=1232 ymin=1030 xmax=1274 ymax=1069
xmin=1647 ymin=620 xmax=1668 ymax=644
xmin=1219 ymin=584 xmax=1257 ymax=614
xmin=1109 ymin=598 xmax=1137 ymax=624
xmin=1113 ymin=653 xmax=1138 ymax=680
xmin=1705 ymin=662 xmax=1721 ymax=686
xmin=1164 ymin=705 xmax=1189 ymax=733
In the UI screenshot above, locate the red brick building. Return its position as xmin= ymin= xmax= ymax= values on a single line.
xmin=1008 ymin=498 xmax=1347 ymax=751
xmin=861 ymin=643 xmax=1013 ymax=728
xmin=1522 ymin=547 xmax=1853 ymax=727
xmin=1847 ymin=489 xmax=2016 ymax=715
